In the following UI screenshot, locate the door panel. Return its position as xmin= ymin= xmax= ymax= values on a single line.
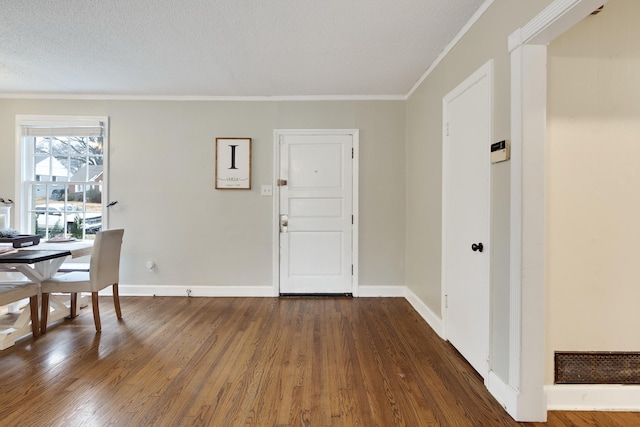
xmin=279 ymin=133 xmax=353 ymax=294
xmin=289 ymin=144 xmax=344 ymax=188
xmin=289 ymin=232 xmax=343 ymax=275
xmin=289 ymin=198 xmax=343 ymax=217
xmin=443 ymin=62 xmax=492 ymax=378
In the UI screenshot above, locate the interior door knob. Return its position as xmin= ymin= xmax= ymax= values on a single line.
xmin=471 ymin=242 xmax=484 ymax=252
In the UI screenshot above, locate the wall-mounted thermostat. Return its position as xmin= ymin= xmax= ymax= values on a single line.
xmin=491 ymin=140 xmax=510 ymax=163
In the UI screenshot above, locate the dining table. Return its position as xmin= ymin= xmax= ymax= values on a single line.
xmin=0 ymin=239 xmax=93 ymax=349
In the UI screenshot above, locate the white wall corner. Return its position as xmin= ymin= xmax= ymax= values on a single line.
xmin=509 ymin=42 xmax=549 ymax=423
xmin=545 ymin=385 xmax=640 ymax=411
xmin=404 ymin=287 xmax=444 ymax=338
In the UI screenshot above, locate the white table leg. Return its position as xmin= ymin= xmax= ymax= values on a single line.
xmin=0 ymin=301 xmax=36 ymax=350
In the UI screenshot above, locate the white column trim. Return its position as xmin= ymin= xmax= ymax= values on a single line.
xmin=508 ymin=47 xmax=524 ymax=392
xmin=509 ymin=43 xmax=548 ymax=421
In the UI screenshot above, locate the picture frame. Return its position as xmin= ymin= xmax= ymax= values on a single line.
xmin=215 ymin=137 xmax=252 ymax=189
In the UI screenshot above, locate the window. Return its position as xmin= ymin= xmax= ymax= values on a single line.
xmin=16 ymin=116 xmax=108 ymax=240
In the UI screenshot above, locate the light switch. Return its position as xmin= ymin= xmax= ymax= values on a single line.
xmin=261 ymin=185 xmax=273 ymax=196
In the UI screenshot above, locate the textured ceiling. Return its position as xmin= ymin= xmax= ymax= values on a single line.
xmin=1 ymin=0 xmax=487 ymax=97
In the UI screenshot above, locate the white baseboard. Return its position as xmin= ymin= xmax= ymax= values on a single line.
xmin=103 ymin=284 xmax=277 ymax=297
xmin=111 ymin=284 xmax=407 ymax=298
xmin=545 ymin=385 xmax=640 ymax=411
xmin=108 ymin=284 xmax=443 ymax=345
xmin=112 ymin=285 xmax=408 ymax=298
xmin=357 ymin=285 xmax=405 ymax=297
xmin=404 ymin=287 xmax=444 ymax=338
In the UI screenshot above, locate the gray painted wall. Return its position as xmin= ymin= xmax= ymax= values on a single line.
xmin=0 ymin=99 xmax=405 ymax=291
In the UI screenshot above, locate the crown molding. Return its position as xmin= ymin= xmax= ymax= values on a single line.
xmin=405 ymin=0 xmax=495 ymax=99
xmin=0 ymin=93 xmax=405 ymax=102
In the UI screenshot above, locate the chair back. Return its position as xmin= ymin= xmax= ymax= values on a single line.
xmin=89 ymin=229 xmax=124 ymax=291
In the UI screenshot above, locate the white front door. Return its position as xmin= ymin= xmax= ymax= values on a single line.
xmin=442 ymin=61 xmax=492 ymax=378
xmin=277 ymin=131 xmax=356 ymax=295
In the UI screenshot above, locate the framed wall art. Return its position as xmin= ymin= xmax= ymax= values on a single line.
xmin=215 ymin=137 xmax=252 ymax=189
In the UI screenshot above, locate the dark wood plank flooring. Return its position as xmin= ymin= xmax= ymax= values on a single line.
xmin=1 ymin=297 xmax=639 ymax=426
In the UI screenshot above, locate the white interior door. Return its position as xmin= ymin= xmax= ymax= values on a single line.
xmin=277 ymin=132 xmax=354 ymax=295
xmin=442 ymin=61 xmax=492 ymax=378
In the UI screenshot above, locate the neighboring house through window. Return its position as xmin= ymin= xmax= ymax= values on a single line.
xmin=15 ymin=116 xmax=108 ymax=240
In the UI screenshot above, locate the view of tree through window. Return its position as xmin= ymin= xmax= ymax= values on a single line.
xmin=27 ymin=134 xmax=104 ymax=239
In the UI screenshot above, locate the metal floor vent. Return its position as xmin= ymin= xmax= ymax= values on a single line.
xmin=279 ymin=293 xmax=353 ymax=298
xmin=555 ymin=352 xmax=640 ymax=384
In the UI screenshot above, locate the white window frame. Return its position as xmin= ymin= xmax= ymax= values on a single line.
xmin=14 ymin=115 xmax=109 ymax=238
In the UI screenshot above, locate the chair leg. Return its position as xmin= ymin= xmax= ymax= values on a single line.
xmin=113 ymin=283 xmax=122 ymax=319
xmin=69 ymin=292 xmax=78 ymax=318
xmin=91 ymin=292 xmax=101 ymax=332
xmin=41 ymin=293 xmax=50 ymax=334
xmin=29 ymin=295 xmax=40 ymax=338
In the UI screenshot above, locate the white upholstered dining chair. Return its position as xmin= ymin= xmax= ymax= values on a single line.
xmin=41 ymin=228 xmax=124 ymax=333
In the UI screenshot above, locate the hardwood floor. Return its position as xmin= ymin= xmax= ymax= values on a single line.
xmin=1 ymin=297 xmax=639 ymax=426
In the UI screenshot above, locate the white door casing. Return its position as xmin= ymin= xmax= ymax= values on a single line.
xmin=442 ymin=61 xmax=493 ymax=379
xmin=273 ymin=130 xmax=359 ymax=295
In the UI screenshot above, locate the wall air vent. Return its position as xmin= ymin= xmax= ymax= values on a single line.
xmin=555 ymin=352 xmax=640 ymax=384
